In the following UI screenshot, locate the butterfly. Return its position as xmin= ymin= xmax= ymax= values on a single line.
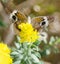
xmin=10 ymin=10 xmax=27 ymax=34
xmin=31 ymin=16 xmax=50 ymax=42
xmin=31 ymin=16 xmax=49 ymax=31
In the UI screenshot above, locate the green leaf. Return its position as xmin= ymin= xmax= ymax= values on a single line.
xmin=27 ymin=59 xmax=32 ymax=64
xmin=16 ymin=36 xmax=20 ymax=41
xmin=31 ymin=54 xmax=40 ymax=63
xmin=15 ymin=42 xmax=20 ymax=49
xmin=55 ymin=38 xmax=60 ymax=44
xmin=13 ymin=61 xmax=20 ymax=64
xmin=33 ymin=40 xmax=41 ymax=46
xmin=45 ymin=49 xmax=51 ymax=55
xmin=33 ymin=52 xmax=41 ymax=58
xmin=0 ymin=19 xmax=5 ymax=27
xmin=49 ymin=36 xmax=55 ymax=45
xmin=11 ymin=52 xmax=19 ymax=55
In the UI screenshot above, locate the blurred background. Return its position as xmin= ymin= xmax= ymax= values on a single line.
xmin=0 ymin=0 xmax=60 ymax=64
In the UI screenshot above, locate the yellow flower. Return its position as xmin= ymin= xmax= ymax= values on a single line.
xmin=18 ymin=23 xmax=39 ymax=43
xmin=0 ymin=43 xmax=12 ymax=64
xmin=0 ymin=43 xmax=10 ymax=54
